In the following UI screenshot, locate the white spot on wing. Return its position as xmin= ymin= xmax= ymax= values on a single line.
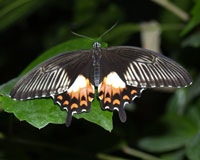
xmin=114 ymin=107 xmax=119 ymax=111
xmin=63 ymin=107 xmax=68 ymax=111
xmin=132 ymin=95 xmax=137 ymax=101
xmin=105 ymin=106 xmax=109 ymax=109
xmin=123 ymin=102 xmax=129 ymax=107
xmin=68 ymin=75 xmax=88 ymax=92
xmin=72 ymin=111 xmax=77 ymax=115
xmin=105 ymin=72 xmax=126 ymax=88
xmin=132 ymin=81 xmax=138 ymax=86
xmin=82 ymin=109 xmax=87 ymax=112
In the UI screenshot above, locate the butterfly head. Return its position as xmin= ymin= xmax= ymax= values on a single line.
xmin=93 ymin=42 xmax=101 ymax=49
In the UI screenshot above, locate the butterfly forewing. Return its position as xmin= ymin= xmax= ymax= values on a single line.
xmin=101 ymin=46 xmax=192 ymax=88
xmin=10 ymin=50 xmax=93 ymax=100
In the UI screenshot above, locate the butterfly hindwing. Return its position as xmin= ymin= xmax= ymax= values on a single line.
xmin=54 ymin=74 xmax=95 ymax=126
xmin=98 ymin=72 xmax=143 ymax=122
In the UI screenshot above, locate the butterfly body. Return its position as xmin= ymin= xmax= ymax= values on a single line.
xmin=10 ymin=41 xmax=192 ymax=127
xmin=92 ymin=42 xmax=102 ymax=86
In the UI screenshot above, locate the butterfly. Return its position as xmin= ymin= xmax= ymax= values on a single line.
xmin=10 ymin=41 xmax=192 ymax=127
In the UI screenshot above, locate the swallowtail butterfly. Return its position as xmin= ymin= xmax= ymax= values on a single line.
xmin=10 ymin=42 xmax=192 ymax=126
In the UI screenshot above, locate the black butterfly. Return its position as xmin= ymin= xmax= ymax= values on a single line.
xmin=10 ymin=42 xmax=192 ymax=126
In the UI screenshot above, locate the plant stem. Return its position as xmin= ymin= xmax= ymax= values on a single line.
xmin=97 ymin=153 xmax=131 ymax=160
xmin=152 ymin=0 xmax=189 ymax=21
xmin=122 ymin=145 xmax=163 ymax=160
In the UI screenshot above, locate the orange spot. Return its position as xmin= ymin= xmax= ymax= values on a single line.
xmin=87 ymin=81 xmax=95 ymax=95
xmin=99 ymin=94 xmax=103 ymax=100
xmin=80 ymin=100 xmax=87 ymax=106
xmin=104 ymin=97 xmax=111 ymax=103
xmin=71 ymin=91 xmax=79 ymax=99
xmin=57 ymin=95 xmax=63 ymax=100
xmin=88 ymin=96 xmax=93 ymax=102
xmin=105 ymin=84 xmax=112 ymax=98
xmin=63 ymin=100 xmax=69 ymax=106
xmin=123 ymin=95 xmax=130 ymax=101
xmin=80 ymin=88 xmax=87 ymax=101
xmin=113 ymin=99 xmax=120 ymax=105
xmin=131 ymin=90 xmax=137 ymax=95
xmin=98 ymin=79 xmax=106 ymax=93
xmin=120 ymin=88 xmax=124 ymax=92
xmin=112 ymin=87 xmax=120 ymax=96
xmin=71 ymin=103 xmax=78 ymax=109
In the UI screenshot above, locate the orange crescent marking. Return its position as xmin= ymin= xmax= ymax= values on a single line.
xmin=112 ymin=87 xmax=120 ymax=96
xmin=71 ymin=103 xmax=78 ymax=109
xmin=105 ymin=84 xmax=112 ymax=98
xmin=104 ymin=97 xmax=111 ymax=103
xmin=98 ymin=78 xmax=106 ymax=93
xmin=80 ymin=88 xmax=87 ymax=101
xmin=120 ymin=88 xmax=124 ymax=92
xmin=113 ymin=99 xmax=120 ymax=105
xmin=80 ymin=100 xmax=87 ymax=106
xmin=71 ymin=91 xmax=79 ymax=99
xmin=88 ymin=96 xmax=93 ymax=102
xmin=123 ymin=95 xmax=130 ymax=100
xmin=131 ymin=89 xmax=137 ymax=95
xmin=57 ymin=95 xmax=63 ymax=101
xmin=99 ymin=94 xmax=103 ymax=100
xmin=63 ymin=100 xmax=69 ymax=106
xmin=87 ymin=82 xmax=95 ymax=94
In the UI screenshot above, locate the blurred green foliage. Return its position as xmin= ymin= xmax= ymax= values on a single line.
xmin=0 ymin=0 xmax=200 ymax=160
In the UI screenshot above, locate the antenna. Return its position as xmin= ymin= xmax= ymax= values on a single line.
xmin=98 ymin=22 xmax=118 ymax=40
xmin=71 ymin=22 xmax=118 ymax=41
xmin=71 ymin=31 xmax=94 ymax=41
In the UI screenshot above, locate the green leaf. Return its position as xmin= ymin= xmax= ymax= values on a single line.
xmin=167 ymin=76 xmax=200 ymax=115
xmin=166 ymin=88 xmax=188 ymax=115
xmin=161 ymin=150 xmax=185 ymax=160
xmin=185 ymin=103 xmax=200 ymax=159
xmin=0 ymin=38 xmax=113 ymax=131
xmin=186 ymin=131 xmax=200 ymax=160
xmin=0 ymin=132 xmax=4 ymax=139
xmin=181 ymin=1 xmax=200 ymax=35
xmin=182 ymin=31 xmax=200 ymax=47
xmin=138 ymin=114 xmax=198 ymax=152
xmin=0 ymin=0 xmax=45 ymax=31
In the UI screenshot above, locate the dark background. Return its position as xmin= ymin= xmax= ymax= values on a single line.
xmin=0 ymin=0 xmax=200 ymax=160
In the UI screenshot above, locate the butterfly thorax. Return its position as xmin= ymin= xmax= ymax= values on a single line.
xmin=92 ymin=42 xmax=102 ymax=86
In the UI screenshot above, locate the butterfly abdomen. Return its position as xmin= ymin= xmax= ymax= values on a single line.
xmin=94 ymin=65 xmax=100 ymax=86
xmin=92 ymin=44 xmax=102 ymax=87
